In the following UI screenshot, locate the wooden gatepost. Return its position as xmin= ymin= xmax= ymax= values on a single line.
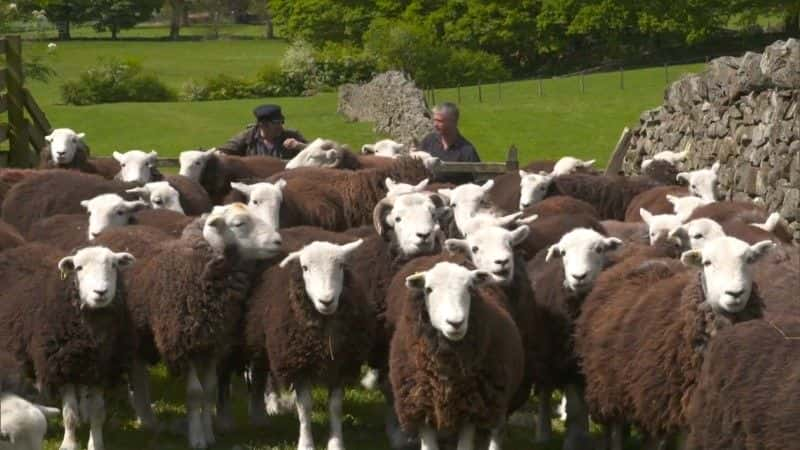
xmin=0 ymin=35 xmax=52 ymax=167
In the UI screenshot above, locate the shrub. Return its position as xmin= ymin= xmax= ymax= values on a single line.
xmin=314 ymin=43 xmax=377 ymax=88
xmin=61 ymin=58 xmax=175 ymax=105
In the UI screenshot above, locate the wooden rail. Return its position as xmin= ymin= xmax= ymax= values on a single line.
xmin=0 ymin=35 xmax=52 ymax=168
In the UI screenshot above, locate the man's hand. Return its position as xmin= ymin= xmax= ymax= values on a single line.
xmin=283 ymin=138 xmax=305 ymax=151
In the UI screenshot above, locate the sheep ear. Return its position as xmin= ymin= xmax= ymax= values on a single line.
xmin=125 ymin=200 xmax=149 ymax=212
xmin=666 ymin=195 xmax=679 ymax=206
xmin=601 ymin=237 xmax=623 ymax=253
xmin=414 ymin=178 xmax=429 ymax=190
xmin=428 ymin=192 xmax=448 ymax=210
xmin=753 ymin=212 xmax=780 ymax=232
xmin=496 ymin=212 xmax=523 ymax=228
xmin=510 ymin=225 xmax=530 ymax=246
xmin=80 ymin=200 xmax=91 ymax=209
xmin=339 ymin=239 xmax=364 ymax=258
xmin=437 ymin=189 xmax=452 ymax=201
xmin=405 ymin=272 xmax=426 ymax=291
xmin=747 ymin=240 xmax=775 ymax=264
xmin=470 ymin=270 xmax=492 ymax=286
xmin=279 ymin=251 xmax=302 ymax=269
xmin=676 ymin=172 xmax=689 ymax=183
xmin=126 ymin=187 xmax=149 ymax=198
xmin=545 ymin=244 xmax=562 ymax=262
xmin=385 ymin=178 xmax=397 ymax=190
xmin=361 ymin=144 xmax=375 ymax=154
xmin=583 ymin=159 xmax=596 ymax=167
xmin=680 ymin=249 xmax=703 ymax=268
xmin=372 ymin=199 xmax=394 ymax=237
xmin=274 ymin=179 xmax=287 ymax=191
xmin=445 ymin=238 xmax=469 ymax=255
xmin=206 ymin=215 xmax=226 ymax=230
xmin=76 ymin=132 xmax=86 ymax=139
xmin=231 ymin=182 xmax=252 ymax=196
xmin=481 ymin=179 xmax=494 ymax=192
xmin=114 ymin=252 xmax=135 ymax=268
xmin=148 ymin=151 xmax=158 ymax=160
xmin=58 ymin=256 xmax=76 ymax=273
xmin=518 ymin=169 xmax=529 ymax=178
xmin=640 ymin=208 xmax=653 ymax=224
xmin=518 ymin=214 xmax=538 ymax=225
xmin=669 ymin=226 xmax=688 ymax=243
xmin=112 ymin=151 xmax=124 ymax=162
xmin=711 ymin=162 xmax=720 ymax=173
xmin=45 ymin=133 xmax=54 ymax=143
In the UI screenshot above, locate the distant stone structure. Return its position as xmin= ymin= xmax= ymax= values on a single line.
xmin=621 ymin=38 xmax=800 ymax=241
xmin=338 ymin=71 xmax=434 ymax=146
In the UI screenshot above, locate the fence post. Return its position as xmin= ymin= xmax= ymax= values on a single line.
xmin=619 ymin=67 xmax=624 ymax=90
xmin=538 ymin=78 xmax=543 ymax=96
xmin=580 ymin=72 xmax=585 ymax=93
xmin=431 ymin=87 xmax=436 ymax=105
xmin=478 ymin=81 xmax=483 ymax=103
xmin=497 ymin=81 xmax=502 ymax=101
xmin=5 ymin=36 xmax=31 ymax=168
xmin=664 ymin=63 xmax=669 ymax=84
xmin=505 ymin=145 xmax=519 ymax=171
xmin=457 ymin=85 xmax=461 ymax=104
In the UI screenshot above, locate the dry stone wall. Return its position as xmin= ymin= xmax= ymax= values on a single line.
xmin=338 ymin=71 xmax=434 ymax=145
xmin=622 ymin=39 xmax=800 ymax=241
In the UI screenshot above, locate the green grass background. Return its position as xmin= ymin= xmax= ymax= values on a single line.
xmin=6 ymin=24 xmax=703 ymax=449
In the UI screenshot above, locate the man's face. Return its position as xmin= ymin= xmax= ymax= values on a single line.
xmin=258 ymin=119 xmax=284 ymax=136
xmin=433 ymin=111 xmax=456 ymax=135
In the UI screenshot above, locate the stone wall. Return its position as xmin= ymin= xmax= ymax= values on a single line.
xmin=621 ymin=38 xmax=800 ymax=241
xmin=338 ymin=71 xmax=434 ymax=145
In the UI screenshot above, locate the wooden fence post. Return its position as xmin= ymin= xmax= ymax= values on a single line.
xmin=5 ymin=36 xmax=31 ymax=168
xmin=604 ymin=127 xmax=633 ymax=176
xmin=505 ymin=145 xmax=519 ymax=171
xmin=538 ymin=78 xmax=543 ymax=96
xmin=580 ymin=72 xmax=585 ymax=93
xmin=619 ymin=67 xmax=624 ymax=90
xmin=478 ymin=81 xmax=483 ymax=103
xmin=664 ymin=63 xmax=669 ymax=84
xmin=457 ymin=85 xmax=461 ymax=104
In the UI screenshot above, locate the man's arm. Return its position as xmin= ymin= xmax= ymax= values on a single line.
xmin=215 ymin=128 xmax=251 ymax=156
xmin=464 ymin=144 xmax=481 ymax=162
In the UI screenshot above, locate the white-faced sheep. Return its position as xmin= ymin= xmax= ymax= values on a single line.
xmin=623 ymin=185 xmax=690 ymax=221
xmin=226 ymin=180 xmax=286 ymax=228
xmin=639 ymin=208 xmax=683 ymax=245
xmin=437 ymin=180 xmax=495 ymax=235
xmin=178 ymin=149 xmax=286 ymax=204
xmin=551 ymin=157 xmax=596 ymax=176
xmin=676 ymin=163 xmax=721 ymax=202
xmin=124 ymin=203 xmax=282 ymax=448
xmin=362 ymin=139 xmax=405 ymax=157
xmin=246 ymin=240 xmax=373 ymax=450
xmin=1 ymin=392 xmax=61 ymax=450
xmin=38 ymin=129 xmax=121 ymax=179
xmin=112 ymin=150 xmax=160 ymax=183
xmin=127 ymin=181 xmax=184 ymax=213
xmin=524 ymin=228 xmax=623 ymax=448
xmin=387 ymin=257 xmax=524 ymax=450
xmin=0 ymin=244 xmax=136 ymax=450
xmin=640 ymin=147 xmax=690 ymax=171
xmin=686 ymin=201 xmax=794 ymax=243
xmin=576 ymin=236 xmax=774 ymax=449
xmin=385 ymin=178 xmax=430 ymax=199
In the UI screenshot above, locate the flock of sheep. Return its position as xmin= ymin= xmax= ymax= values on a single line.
xmin=0 ymin=127 xmax=797 ymax=450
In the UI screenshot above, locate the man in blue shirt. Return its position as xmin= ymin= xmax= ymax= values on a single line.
xmin=419 ymin=102 xmax=480 ymax=183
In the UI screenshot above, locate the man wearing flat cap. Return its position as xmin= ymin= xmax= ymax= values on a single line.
xmin=217 ymin=104 xmax=307 ymax=158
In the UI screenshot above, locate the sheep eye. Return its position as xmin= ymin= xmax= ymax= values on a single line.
xmin=121 ymin=163 xmax=126 ymax=168
xmin=560 ymin=249 xmax=566 ymax=256
xmin=471 ymin=246 xmax=479 ymax=253
xmin=450 ymin=203 xmax=456 ymax=208
xmin=76 ymin=266 xmax=83 ymax=271
xmin=595 ymin=247 xmax=603 ymax=254
xmin=692 ymin=234 xmax=703 ymax=239
xmin=116 ymin=210 xmax=124 ymax=216
xmin=395 ymin=217 xmax=402 ymax=223
xmin=252 ymin=200 xmax=259 ymax=206
xmin=703 ymin=260 xmax=711 ymax=267
xmin=233 ymin=222 xmax=244 ymax=228
xmin=425 ymin=287 xmax=432 ymax=294
xmin=691 ymin=185 xmax=696 ymax=189
xmin=302 ymin=265 xmax=308 ymax=272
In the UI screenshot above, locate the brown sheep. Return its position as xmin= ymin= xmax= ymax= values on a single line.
xmin=0 ymin=243 xmax=136 ymax=450
xmin=134 ymin=209 xmax=195 ymax=237
xmin=575 ymin=237 xmax=774 ymax=449
xmin=640 ymin=159 xmax=681 ymax=185
xmin=39 ymin=146 xmax=121 ymax=179
xmin=0 ymin=219 xmax=24 ymax=252
xmin=387 ymin=254 xmax=524 ymax=448
xmin=27 ymin=214 xmax=89 ymax=251
xmin=522 ymin=195 xmax=599 ymax=219
xmin=624 ymin=185 xmax=689 ymax=221
xmin=600 ymin=220 xmax=648 ymax=244
xmin=179 ymin=150 xmax=286 ymax=204
xmin=688 ymin=201 xmax=794 ymax=243
xmin=545 ymin=173 xmax=666 ymax=220
xmin=267 ymin=157 xmax=431 ymax=231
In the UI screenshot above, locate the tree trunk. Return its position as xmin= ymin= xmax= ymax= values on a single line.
xmin=182 ymin=3 xmax=190 ymax=26
xmin=264 ymin=1 xmax=274 ymax=39
xmin=57 ymin=20 xmax=71 ymax=40
xmin=785 ymin=11 xmax=799 ymax=34
xmin=111 ymin=24 xmax=118 ymax=40
xmin=169 ymin=0 xmax=184 ymax=40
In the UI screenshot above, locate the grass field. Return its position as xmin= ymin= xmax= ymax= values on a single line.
xmin=9 ymin=25 xmax=700 ymax=449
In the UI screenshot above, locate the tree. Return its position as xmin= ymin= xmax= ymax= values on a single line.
xmin=269 ymin=0 xmax=377 ymax=46
xmin=88 ymin=0 xmax=161 ymax=39
xmin=168 ymin=0 xmax=183 ymax=39
xmin=37 ymin=0 xmax=92 ymax=40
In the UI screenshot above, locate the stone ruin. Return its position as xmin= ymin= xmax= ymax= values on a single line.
xmin=621 ymin=38 xmax=800 ymax=241
xmin=338 ymin=71 xmax=434 ymax=146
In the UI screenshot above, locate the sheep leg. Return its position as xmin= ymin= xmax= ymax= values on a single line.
xmin=199 ymin=359 xmax=218 ymax=445
xmin=488 ymin=417 xmax=506 ymax=450
xmin=265 ymin=373 xmax=282 ymax=416
xmin=215 ymin=367 xmax=234 ymax=433
xmin=605 ymin=422 xmax=626 ymax=450
xmin=563 ymin=384 xmax=592 ymax=450
xmin=129 ymin=358 xmax=158 ymax=430
xmin=86 ymin=387 xmax=106 ymax=450
xmin=59 ymin=385 xmax=80 ymax=450
xmin=419 ymin=426 xmax=439 ymax=450
xmin=186 ymin=362 xmax=207 ymax=449
xmin=247 ymin=363 xmax=268 ymax=426
xmin=535 ymin=387 xmax=553 ymax=442
xmin=295 ymin=382 xmax=315 ymax=450
xmin=456 ymin=423 xmax=476 ymax=450
xmin=381 ymin=384 xmax=416 ymax=449
xmin=326 ymin=386 xmax=345 ymax=450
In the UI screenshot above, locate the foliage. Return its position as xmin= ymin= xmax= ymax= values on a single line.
xmin=269 ymin=0 xmax=376 ymax=46
xmin=61 ymin=58 xmax=176 ymax=105
xmin=35 ymin=0 xmax=93 ymax=39
xmin=87 ymin=0 xmax=161 ymax=39
xmin=313 ymin=42 xmax=377 ymax=88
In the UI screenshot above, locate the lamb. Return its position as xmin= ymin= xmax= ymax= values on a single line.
xmin=575 ymin=236 xmax=774 ymax=449
xmin=525 ymin=228 xmax=623 ymax=448
xmin=226 ymin=180 xmax=286 ymax=228
xmin=267 ymin=157 xmax=431 ymax=231
xmin=639 ymin=208 xmax=682 ymax=245
xmin=124 ymin=203 xmax=282 ymax=448
xmin=127 ymin=176 xmax=213 ymax=216
xmin=0 ymin=243 xmax=137 ymax=450
xmin=676 ymin=162 xmax=721 ymax=201
xmin=127 ymin=181 xmax=185 ymax=213
xmin=245 ymin=240 xmax=373 ymax=450
xmin=687 ymin=201 xmax=793 ymax=243
xmin=551 ymin=157 xmax=596 ymax=176
xmin=522 ymin=195 xmax=599 ymax=219
xmin=0 ymin=391 xmax=61 ymax=450
xmin=387 ymin=258 xmax=524 ymax=449
xmin=1 ymin=170 xmax=136 ymax=232
xmin=361 ymin=139 xmax=405 ymax=156
xmin=112 ymin=150 xmax=161 ymax=183
xmin=640 ymin=146 xmax=690 ymax=171
xmin=178 ymin=149 xmax=286 ymax=204
xmin=0 ymin=220 xmax=23 ymax=252
xmin=623 ymin=185 xmax=689 ymax=221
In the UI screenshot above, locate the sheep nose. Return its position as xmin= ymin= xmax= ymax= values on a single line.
xmin=93 ymin=289 xmax=107 ymax=296
xmin=273 ymin=239 xmax=282 ymax=247
xmin=90 ymin=232 xmax=100 ymax=239
xmin=521 ymin=203 xmax=530 ymax=209
xmin=726 ymin=289 xmax=744 ymax=298
xmin=152 ymin=198 xmax=163 ymax=205
xmin=57 ymin=151 xmax=65 ymax=156
xmin=319 ymin=298 xmax=334 ymax=306
xmin=446 ymin=319 xmax=464 ymax=329
xmin=572 ymin=272 xmax=587 ymax=281
xmin=417 ymin=232 xmax=431 ymax=240
xmin=494 ymin=259 xmax=509 ymax=267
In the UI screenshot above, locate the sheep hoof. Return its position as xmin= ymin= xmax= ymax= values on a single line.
xmin=327 ymin=437 xmax=345 ymax=450
xmin=360 ymin=369 xmax=379 ymax=390
xmin=265 ymin=392 xmax=281 ymax=416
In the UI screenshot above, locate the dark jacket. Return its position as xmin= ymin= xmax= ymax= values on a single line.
xmin=217 ymin=124 xmax=307 ymax=159
xmin=419 ymin=131 xmax=481 ymax=184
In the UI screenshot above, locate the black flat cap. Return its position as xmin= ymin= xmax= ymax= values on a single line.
xmin=253 ymin=104 xmax=284 ymax=122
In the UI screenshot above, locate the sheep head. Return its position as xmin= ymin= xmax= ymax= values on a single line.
xmin=58 ymin=246 xmax=134 ymax=309
xmin=405 ymin=262 xmax=491 ymax=342
xmin=285 ymin=138 xmax=340 ymax=169
xmin=127 ymin=181 xmax=184 ymax=214
xmin=81 ymin=193 xmax=148 ymax=240
xmin=178 ymin=148 xmax=216 ymax=181
xmin=437 ymin=180 xmax=494 ymax=235
xmin=230 ymin=179 xmax=286 ymax=229
xmin=551 ymin=156 xmax=596 ymax=176
xmin=362 ymin=139 xmax=405 ymax=157
xmin=669 ymin=218 xmax=726 ymax=250
xmin=203 ymin=203 xmax=282 ymax=260
xmin=546 ymin=228 xmax=622 ymax=294
xmin=445 ymin=224 xmax=529 ymax=285
xmin=279 ymin=239 xmax=363 ymax=315
xmin=45 ymin=128 xmax=85 ymax=165
xmin=667 ymin=195 xmax=711 ymax=222
xmin=676 ymin=162 xmax=721 ymax=202
xmin=113 ymin=150 xmax=159 ymax=184
xmin=373 ymin=192 xmax=449 ymax=256
xmin=681 ymin=237 xmax=774 ymax=313
xmin=640 ymin=208 xmax=683 ymax=245
xmin=518 ymin=170 xmax=553 ymax=210
xmin=384 ymin=177 xmax=429 ymax=199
